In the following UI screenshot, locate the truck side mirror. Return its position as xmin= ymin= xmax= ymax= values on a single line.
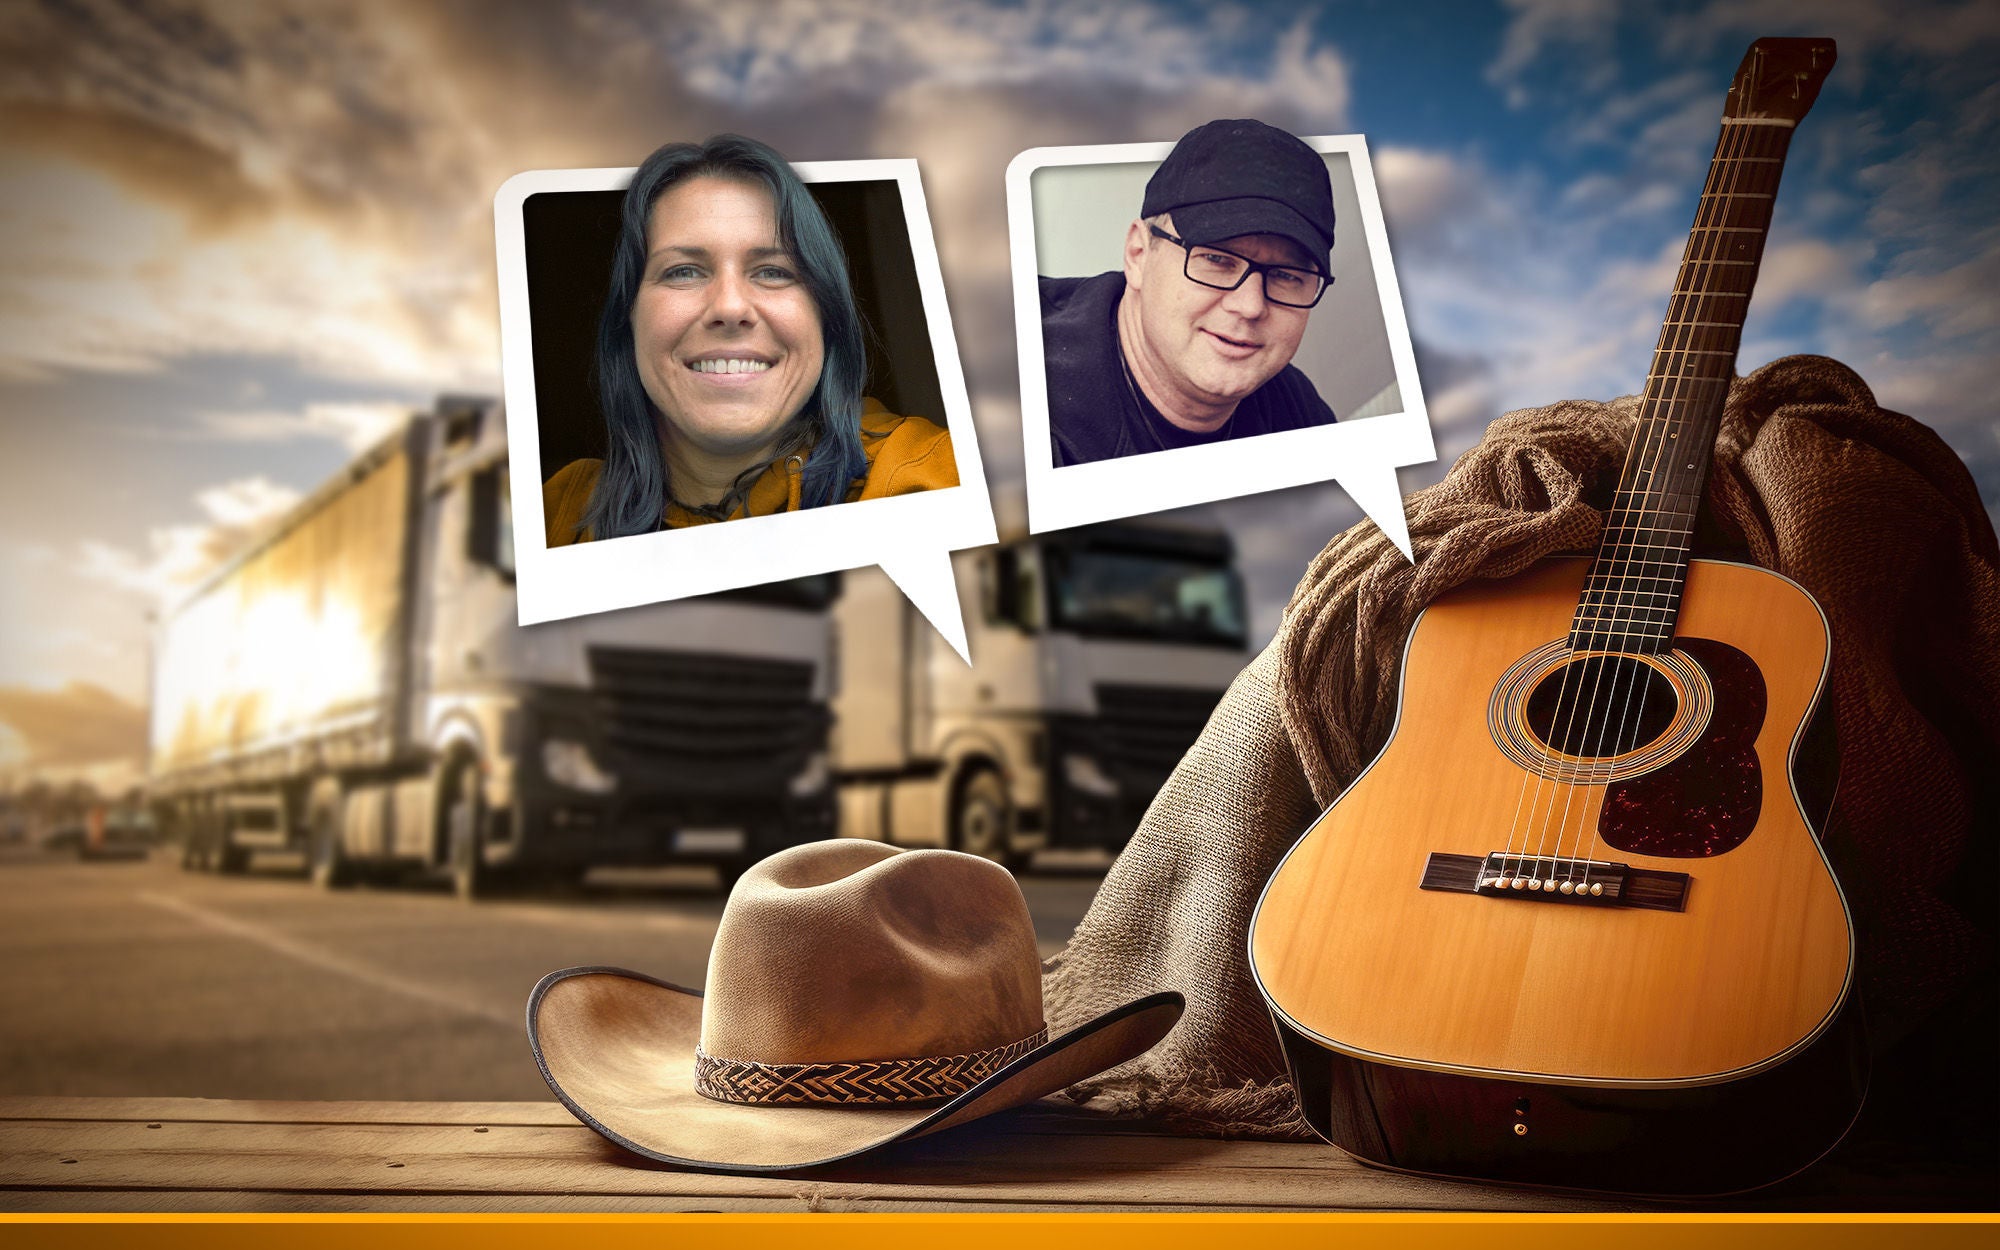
xmin=974 ymin=554 xmax=997 ymax=622
xmin=992 ymin=549 xmax=1019 ymax=625
xmin=467 ymin=467 xmax=514 ymax=579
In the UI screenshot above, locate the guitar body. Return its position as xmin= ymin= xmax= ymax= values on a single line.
xmin=1250 ymin=558 xmax=1867 ymax=1194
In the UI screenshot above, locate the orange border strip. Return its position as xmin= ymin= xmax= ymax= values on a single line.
xmin=1 ymin=1213 xmax=1997 ymax=1250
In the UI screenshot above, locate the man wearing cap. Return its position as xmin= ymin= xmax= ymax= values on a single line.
xmin=1040 ymin=119 xmax=1337 ymax=467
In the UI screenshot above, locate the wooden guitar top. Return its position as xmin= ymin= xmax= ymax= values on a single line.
xmin=1251 ymin=558 xmax=1854 ymax=1087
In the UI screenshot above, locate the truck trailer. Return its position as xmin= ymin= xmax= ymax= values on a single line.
xmin=832 ymin=522 xmax=1250 ymax=868
xmin=148 ymin=397 xmax=835 ymax=897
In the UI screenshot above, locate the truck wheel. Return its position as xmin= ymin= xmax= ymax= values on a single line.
xmin=179 ymin=823 xmax=206 ymax=872
xmin=446 ymin=765 xmax=491 ymax=903
xmin=308 ymin=801 xmax=352 ymax=890
xmin=953 ymin=770 xmax=1024 ymax=873
xmin=182 ymin=808 xmax=218 ymax=872
xmin=205 ymin=807 xmax=247 ymax=874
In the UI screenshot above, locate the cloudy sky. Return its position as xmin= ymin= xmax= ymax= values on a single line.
xmin=0 ymin=0 xmax=1995 ymax=787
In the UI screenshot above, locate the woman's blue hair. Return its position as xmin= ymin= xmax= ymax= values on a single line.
xmin=584 ymin=134 xmax=868 ymax=539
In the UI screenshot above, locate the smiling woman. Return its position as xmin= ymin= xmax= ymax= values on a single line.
xmin=543 ymin=135 xmax=957 ymax=545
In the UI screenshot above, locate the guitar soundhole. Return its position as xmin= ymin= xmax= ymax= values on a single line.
xmin=1524 ymin=656 xmax=1678 ymax=758
xmin=1489 ymin=641 xmax=1712 ymax=782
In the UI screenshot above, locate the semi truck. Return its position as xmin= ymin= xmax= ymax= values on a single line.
xmin=148 ymin=396 xmax=836 ymax=898
xmin=831 ymin=522 xmax=1250 ymax=868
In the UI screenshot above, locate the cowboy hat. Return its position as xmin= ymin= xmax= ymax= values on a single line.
xmin=527 ymin=838 xmax=1183 ymax=1172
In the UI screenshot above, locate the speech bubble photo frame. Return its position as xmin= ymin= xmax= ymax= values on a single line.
xmin=495 ymin=158 xmax=994 ymax=660
xmin=1007 ymin=134 xmax=1434 ymax=556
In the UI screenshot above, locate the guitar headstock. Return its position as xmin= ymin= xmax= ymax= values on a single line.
xmin=1724 ymin=37 xmax=1837 ymax=123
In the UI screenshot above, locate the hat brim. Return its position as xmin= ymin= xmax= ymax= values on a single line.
xmin=1171 ymin=197 xmax=1330 ymax=272
xmin=527 ymin=965 xmax=1184 ymax=1173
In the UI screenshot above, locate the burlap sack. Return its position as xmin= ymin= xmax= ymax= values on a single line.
xmin=1042 ymin=355 xmax=2000 ymax=1138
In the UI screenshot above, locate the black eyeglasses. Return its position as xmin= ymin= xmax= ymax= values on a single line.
xmin=1148 ymin=226 xmax=1330 ymax=308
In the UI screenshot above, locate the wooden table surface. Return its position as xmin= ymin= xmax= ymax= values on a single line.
xmin=0 ymin=1097 xmax=1986 ymax=1213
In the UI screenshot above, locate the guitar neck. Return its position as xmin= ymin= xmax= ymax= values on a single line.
xmin=1573 ymin=38 xmax=1835 ymax=654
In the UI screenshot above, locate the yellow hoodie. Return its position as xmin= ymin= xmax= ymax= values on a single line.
xmin=542 ymin=399 xmax=956 ymax=547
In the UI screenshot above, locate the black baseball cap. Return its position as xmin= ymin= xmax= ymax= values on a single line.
xmin=1141 ymin=119 xmax=1335 ymax=273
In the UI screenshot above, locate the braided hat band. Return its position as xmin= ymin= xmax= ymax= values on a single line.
xmin=694 ymin=1025 xmax=1051 ymax=1106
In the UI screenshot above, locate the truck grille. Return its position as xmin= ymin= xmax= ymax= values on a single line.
xmin=588 ymin=647 xmax=827 ymax=794
xmin=1091 ymin=683 xmax=1224 ymax=790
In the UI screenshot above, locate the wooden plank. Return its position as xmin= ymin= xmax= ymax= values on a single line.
xmin=0 ymin=1099 xmax=568 ymax=1127
xmin=34 ymin=1097 xmax=1983 ymax=1213
xmin=0 ymin=1120 xmax=1558 ymax=1209
xmin=0 ymin=1192 xmax=1410 ymax=1213
xmin=0 ymin=1098 xmax=1622 ymax=1213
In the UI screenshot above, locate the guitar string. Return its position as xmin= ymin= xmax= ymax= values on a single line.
xmin=1548 ymin=114 xmax=1760 ymax=891
xmin=1495 ymin=108 xmax=1765 ymax=894
xmin=1499 ymin=446 xmax=1617 ymax=884
xmin=1562 ymin=115 xmax=1753 ymax=881
xmin=1568 ymin=116 xmax=1779 ymax=884
xmin=1584 ymin=120 xmax=1789 ymax=871
xmin=1573 ymin=174 xmax=1736 ymax=871
xmin=1526 ymin=119 xmax=1746 ymax=890
xmin=1496 ymin=578 xmax=1591 ymax=886
xmin=1494 ymin=359 xmax=1620 ymax=883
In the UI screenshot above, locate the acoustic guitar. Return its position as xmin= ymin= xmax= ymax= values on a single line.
xmin=1249 ymin=37 xmax=1865 ymax=1195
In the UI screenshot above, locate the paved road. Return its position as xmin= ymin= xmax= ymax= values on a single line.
xmin=0 ymin=845 xmax=1110 ymax=1103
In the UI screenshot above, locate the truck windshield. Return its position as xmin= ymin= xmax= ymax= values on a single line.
xmin=1044 ymin=548 xmax=1247 ymax=648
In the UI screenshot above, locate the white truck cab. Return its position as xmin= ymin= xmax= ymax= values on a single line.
xmin=832 ymin=522 xmax=1249 ymax=868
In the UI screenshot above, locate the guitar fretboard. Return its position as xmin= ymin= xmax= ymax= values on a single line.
xmin=1571 ymin=118 xmax=1796 ymax=653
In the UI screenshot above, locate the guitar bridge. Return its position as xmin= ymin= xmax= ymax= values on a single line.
xmin=1421 ymin=852 xmax=1690 ymax=912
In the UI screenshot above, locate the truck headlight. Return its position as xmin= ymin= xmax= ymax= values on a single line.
xmin=788 ymin=751 xmax=830 ymax=798
xmin=1062 ymin=752 xmax=1119 ymax=798
xmin=543 ymin=739 xmax=616 ymax=795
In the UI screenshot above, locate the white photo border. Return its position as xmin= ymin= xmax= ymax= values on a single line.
xmin=1006 ymin=135 xmax=1434 ymax=542
xmin=495 ymin=159 xmax=993 ymax=627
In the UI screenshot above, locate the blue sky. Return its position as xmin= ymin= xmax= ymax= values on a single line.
xmin=0 ymin=0 xmax=1994 ymax=783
